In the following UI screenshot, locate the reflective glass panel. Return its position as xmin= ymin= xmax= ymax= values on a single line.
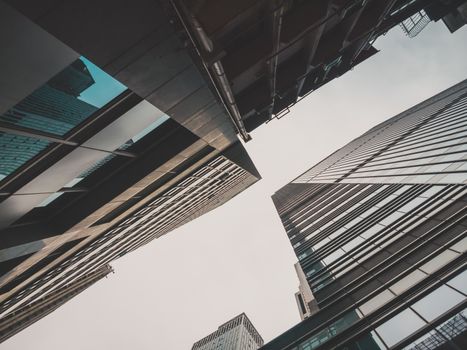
xmin=298 ymin=310 xmax=361 ymax=350
xmin=337 ymin=331 xmax=387 ymax=350
xmin=359 ymin=289 xmax=395 ymax=316
xmin=323 ymin=249 xmax=345 ymax=266
xmin=37 ymin=192 xmax=65 ymax=207
xmin=412 ymin=285 xmax=464 ymax=322
xmin=0 ymin=132 xmax=51 ymax=181
xmin=119 ymin=114 xmax=170 ymax=149
xmin=390 ymin=269 xmax=427 ymax=295
xmin=376 ymin=309 xmax=426 ymax=347
xmin=419 ymin=250 xmax=459 ymax=274
xmin=63 ymin=153 xmax=122 ymax=189
xmin=450 ymin=237 xmax=467 ymax=254
xmin=0 ymin=57 xmax=127 ymax=136
xmin=447 ymin=270 xmax=467 ymax=295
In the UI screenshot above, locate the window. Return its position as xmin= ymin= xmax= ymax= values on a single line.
xmin=359 ymin=289 xmax=395 ymax=316
xmin=376 ymin=309 xmax=426 ymax=348
xmin=298 ymin=311 xmax=360 ymax=350
xmin=322 ymin=249 xmax=345 ymax=266
xmin=447 ymin=270 xmax=467 ymax=294
xmin=337 ymin=331 xmax=387 ymax=350
xmin=411 ymin=284 xmax=464 ymax=321
xmin=419 ymin=250 xmax=459 ymax=274
xmin=390 ymin=269 xmax=427 ymax=295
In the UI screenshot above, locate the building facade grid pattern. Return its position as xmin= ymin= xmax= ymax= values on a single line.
xmin=266 ymin=81 xmax=467 ymax=350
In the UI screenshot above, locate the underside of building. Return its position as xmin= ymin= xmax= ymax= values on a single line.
xmin=172 ymin=0 xmax=467 ymax=136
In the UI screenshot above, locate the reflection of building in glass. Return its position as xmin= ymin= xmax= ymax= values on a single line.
xmin=192 ymin=313 xmax=263 ymax=350
xmin=0 ymin=133 xmax=50 ymax=180
xmin=1 ymin=58 xmax=98 ymax=136
xmin=264 ymin=80 xmax=467 ymax=350
xmin=0 ymin=58 xmax=109 ymax=179
xmin=48 ymin=59 xmax=95 ymax=97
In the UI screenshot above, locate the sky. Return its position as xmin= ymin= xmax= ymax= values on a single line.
xmin=78 ymin=56 xmax=127 ymax=108
xmin=3 ymin=21 xmax=467 ymax=350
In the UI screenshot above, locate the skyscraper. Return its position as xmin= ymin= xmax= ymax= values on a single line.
xmin=0 ymin=265 xmax=112 ymax=343
xmin=265 ymin=80 xmax=467 ymax=350
xmin=0 ymin=2 xmax=260 ymax=341
xmin=192 ymin=313 xmax=264 ymax=350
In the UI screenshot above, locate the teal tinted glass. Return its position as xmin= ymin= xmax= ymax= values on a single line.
xmin=0 ymin=132 xmax=51 ymax=180
xmin=0 ymin=57 xmax=127 ymax=136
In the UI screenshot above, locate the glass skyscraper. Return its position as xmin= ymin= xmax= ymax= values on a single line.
xmin=0 ymin=2 xmax=260 ymax=342
xmin=265 ymin=80 xmax=467 ymax=350
xmin=192 ymin=313 xmax=264 ymax=350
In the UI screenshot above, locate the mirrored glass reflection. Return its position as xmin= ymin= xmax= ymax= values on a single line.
xmin=376 ymin=309 xmax=426 ymax=347
xmin=0 ymin=132 xmax=51 ymax=181
xmin=0 ymin=57 xmax=127 ymax=137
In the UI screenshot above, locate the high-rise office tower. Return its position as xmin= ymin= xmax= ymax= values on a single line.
xmin=192 ymin=313 xmax=264 ymax=350
xmin=266 ymin=80 xmax=467 ymax=350
xmin=0 ymin=2 xmax=260 ymax=341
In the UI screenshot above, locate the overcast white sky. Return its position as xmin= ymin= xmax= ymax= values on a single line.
xmin=4 ymin=21 xmax=467 ymax=350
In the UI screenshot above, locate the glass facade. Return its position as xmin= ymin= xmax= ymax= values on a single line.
xmin=0 ymin=153 xmax=259 ymax=338
xmin=293 ymin=86 xmax=467 ymax=185
xmin=266 ymin=81 xmax=467 ymax=350
xmin=0 ymin=1 xmax=266 ymax=342
xmin=2 ymin=98 xmax=170 ymax=211
xmin=0 ymin=56 xmax=127 ymax=183
xmin=60 ymin=110 xmax=169 ymax=191
xmin=0 ymin=132 xmax=51 ymax=180
xmin=0 ymin=57 xmax=126 ymax=136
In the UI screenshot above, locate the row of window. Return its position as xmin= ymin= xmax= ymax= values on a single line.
xmin=0 ymin=156 xmax=252 ymax=319
xmin=294 ymin=268 xmax=466 ymax=350
xmin=308 ymin=187 xmax=465 ymax=302
xmin=302 ymin=185 xmax=453 ymax=291
xmin=293 ymin=85 xmax=467 ymax=184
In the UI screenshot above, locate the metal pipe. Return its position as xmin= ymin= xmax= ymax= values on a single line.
xmin=267 ymin=1 xmax=285 ymax=118
xmin=170 ymin=0 xmax=251 ymax=141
